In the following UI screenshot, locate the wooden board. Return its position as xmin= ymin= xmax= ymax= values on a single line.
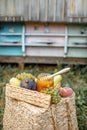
xmin=0 ymin=0 xmax=87 ymax=22
xmin=0 ymin=22 xmax=23 ymax=43
xmin=67 ymin=48 xmax=87 ymax=58
xmin=0 ymin=56 xmax=87 ymax=65
xmin=26 ymin=46 xmax=64 ymax=57
xmin=25 ymin=22 xmax=65 ymax=45
xmin=0 ymin=46 xmax=23 ymax=56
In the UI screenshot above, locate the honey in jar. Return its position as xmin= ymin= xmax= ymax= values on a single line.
xmin=37 ymin=74 xmax=54 ymax=92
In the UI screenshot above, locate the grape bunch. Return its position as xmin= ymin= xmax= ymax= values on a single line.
xmin=41 ymin=87 xmax=61 ymax=104
xmin=16 ymin=72 xmax=36 ymax=81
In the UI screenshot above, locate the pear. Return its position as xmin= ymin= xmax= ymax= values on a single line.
xmin=54 ymin=75 xmax=62 ymax=87
xmin=9 ymin=77 xmax=21 ymax=87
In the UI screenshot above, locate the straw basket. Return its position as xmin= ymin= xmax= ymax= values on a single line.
xmin=3 ymin=84 xmax=78 ymax=130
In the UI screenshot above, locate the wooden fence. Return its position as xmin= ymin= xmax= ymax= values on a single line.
xmin=0 ymin=0 xmax=87 ymax=22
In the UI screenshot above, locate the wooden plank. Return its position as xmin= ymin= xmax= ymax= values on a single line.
xmin=62 ymin=0 xmax=65 ymax=21
xmin=0 ymin=0 xmax=6 ymax=16
xmin=56 ymin=0 xmax=63 ymax=21
xmin=80 ymin=0 xmax=83 ymax=16
xmin=37 ymin=0 xmax=40 ymax=20
xmin=68 ymin=24 xmax=87 ymax=45
xmin=0 ymin=46 xmax=23 ymax=56
xmin=0 ymin=22 xmax=23 ymax=43
xmin=83 ymin=0 xmax=87 ymax=17
xmin=39 ymin=0 xmax=46 ymax=21
xmin=22 ymin=0 xmax=29 ymax=21
xmin=22 ymin=26 xmax=25 ymax=54
xmin=14 ymin=0 xmax=20 ymax=16
xmin=25 ymin=33 xmax=66 ymax=36
xmin=68 ymin=24 xmax=87 ymax=34
xmin=29 ymin=0 xmax=31 ymax=20
xmin=75 ymin=0 xmax=81 ymax=16
xmin=0 ymin=43 xmax=22 ymax=46
xmin=31 ymin=0 xmax=38 ymax=21
xmin=64 ymin=26 xmax=68 ymax=56
xmin=26 ymin=46 xmax=64 ymax=57
xmin=0 ymin=56 xmax=87 ymax=65
xmin=71 ymin=0 xmax=75 ymax=16
xmin=0 ymin=56 xmax=24 ymax=63
xmin=67 ymin=0 xmax=86 ymax=22
xmin=67 ymin=0 xmax=79 ymax=22
xmin=6 ymin=0 xmax=15 ymax=16
xmin=68 ymin=44 xmax=87 ymax=48
xmin=67 ymin=48 xmax=87 ymax=58
xmin=23 ymin=56 xmax=87 ymax=64
xmin=1 ymin=0 xmax=87 ymax=22
xmin=48 ymin=0 xmax=56 ymax=21
xmin=25 ymin=22 xmax=65 ymax=45
xmin=14 ymin=0 xmax=24 ymax=16
xmin=68 ymin=37 xmax=87 ymax=45
xmin=6 ymin=84 xmax=51 ymax=109
xmin=54 ymin=0 xmax=57 ymax=21
xmin=45 ymin=0 xmax=48 ymax=21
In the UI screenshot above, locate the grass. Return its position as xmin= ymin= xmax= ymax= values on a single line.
xmin=0 ymin=63 xmax=87 ymax=130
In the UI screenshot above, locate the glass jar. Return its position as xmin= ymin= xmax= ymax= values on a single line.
xmin=36 ymin=73 xmax=54 ymax=92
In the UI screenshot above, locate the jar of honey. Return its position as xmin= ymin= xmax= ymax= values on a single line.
xmin=36 ymin=73 xmax=54 ymax=92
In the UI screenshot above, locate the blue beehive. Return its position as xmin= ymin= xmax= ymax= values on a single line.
xmin=0 ymin=22 xmax=23 ymax=56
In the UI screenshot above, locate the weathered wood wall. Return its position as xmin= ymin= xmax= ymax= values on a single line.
xmin=0 ymin=0 xmax=87 ymax=22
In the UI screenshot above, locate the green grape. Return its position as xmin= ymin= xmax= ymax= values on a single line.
xmin=16 ymin=72 xmax=36 ymax=81
xmin=41 ymin=86 xmax=61 ymax=104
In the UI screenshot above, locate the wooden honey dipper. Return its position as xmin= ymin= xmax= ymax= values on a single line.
xmin=40 ymin=67 xmax=70 ymax=80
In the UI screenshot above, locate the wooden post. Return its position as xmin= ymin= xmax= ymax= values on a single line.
xmin=64 ymin=26 xmax=68 ymax=57
xmin=18 ymin=62 xmax=24 ymax=69
xmin=22 ymin=25 xmax=25 ymax=56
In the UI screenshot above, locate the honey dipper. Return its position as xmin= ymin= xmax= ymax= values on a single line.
xmin=40 ymin=67 xmax=70 ymax=81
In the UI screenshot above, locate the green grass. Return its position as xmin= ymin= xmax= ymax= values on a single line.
xmin=0 ymin=64 xmax=87 ymax=130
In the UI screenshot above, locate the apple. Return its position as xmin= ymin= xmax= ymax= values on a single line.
xmin=59 ymin=87 xmax=73 ymax=97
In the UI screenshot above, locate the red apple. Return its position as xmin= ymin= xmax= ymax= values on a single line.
xmin=59 ymin=87 xmax=73 ymax=97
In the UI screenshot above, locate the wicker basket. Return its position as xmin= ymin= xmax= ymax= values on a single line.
xmin=3 ymin=84 xmax=79 ymax=130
